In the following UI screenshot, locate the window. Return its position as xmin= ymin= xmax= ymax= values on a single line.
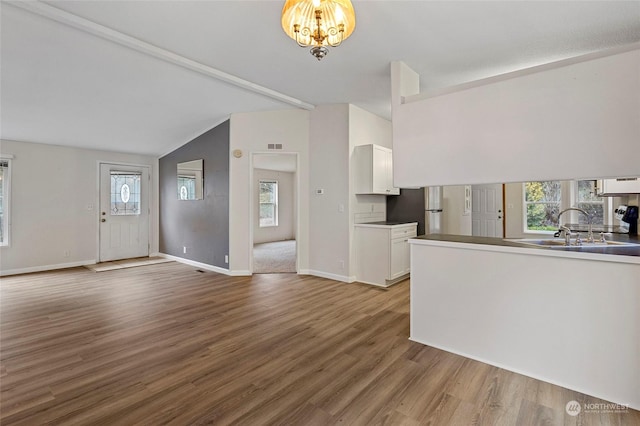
xmin=110 ymin=172 xmax=141 ymax=216
xmin=0 ymin=159 xmax=10 ymax=246
xmin=523 ymin=179 xmax=608 ymax=232
xmin=524 ymin=181 xmax=561 ymax=231
xmin=177 ymin=176 xmax=196 ymax=200
xmin=259 ymin=180 xmax=278 ymax=227
xmin=575 ymin=180 xmax=604 ymax=225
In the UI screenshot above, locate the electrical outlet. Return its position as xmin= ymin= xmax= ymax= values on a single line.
xmin=63 ymin=250 xmax=70 ymax=258
xmin=224 ymin=254 xmax=229 ymax=264
xmin=339 ymin=260 xmax=345 ymax=270
xmin=183 ymin=246 xmax=187 ymax=254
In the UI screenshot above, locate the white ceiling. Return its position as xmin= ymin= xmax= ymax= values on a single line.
xmin=2 ymin=1 xmax=639 ymax=156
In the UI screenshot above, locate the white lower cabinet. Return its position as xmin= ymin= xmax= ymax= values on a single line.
xmin=355 ymin=222 xmax=417 ymax=287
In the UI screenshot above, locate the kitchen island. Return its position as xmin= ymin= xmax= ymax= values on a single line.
xmin=409 ymin=234 xmax=640 ymax=410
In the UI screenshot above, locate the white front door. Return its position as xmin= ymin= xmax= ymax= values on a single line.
xmin=472 ymin=184 xmax=504 ymax=237
xmin=99 ymin=163 xmax=150 ymax=262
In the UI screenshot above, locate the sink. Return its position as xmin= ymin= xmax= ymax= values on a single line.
xmin=507 ymin=238 xmax=639 ymax=249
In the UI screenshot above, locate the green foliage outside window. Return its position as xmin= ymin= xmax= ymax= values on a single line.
xmin=259 ymin=181 xmax=278 ymax=227
xmin=525 ymin=181 xmax=561 ymax=231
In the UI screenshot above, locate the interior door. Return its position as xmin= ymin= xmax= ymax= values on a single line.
xmin=99 ymin=163 xmax=150 ymax=262
xmin=472 ymin=184 xmax=504 ymax=237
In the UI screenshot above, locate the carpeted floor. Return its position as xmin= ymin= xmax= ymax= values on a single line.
xmin=253 ymin=240 xmax=296 ymax=274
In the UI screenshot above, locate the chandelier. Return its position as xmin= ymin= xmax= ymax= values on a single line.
xmin=281 ymin=0 xmax=356 ymax=61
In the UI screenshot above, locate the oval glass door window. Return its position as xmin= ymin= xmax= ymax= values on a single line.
xmin=110 ymin=172 xmax=141 ymax=215
xmin=121 ymin=184 xmax=131 ymax=203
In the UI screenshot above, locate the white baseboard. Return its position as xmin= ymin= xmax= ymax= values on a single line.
xmin=158 ymin=253 xmax=231 ymax=275
xmin=354 ymin=278 xmax=389 ymax=288
xmin=301 ymin=269 xmax=356 ymax=283
xmin=0 ymin=259 xmax=96 ymax=277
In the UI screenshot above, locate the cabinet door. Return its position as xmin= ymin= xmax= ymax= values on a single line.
xmin=385 ymin=149 xmax=400 ymax=195
xmin=390 ymin=238 xmax=407 ymax=280
xmin=402 ymin=237 xmax=411 ymax=274
xmin=372 ymin=145 xmax=388 ymax=194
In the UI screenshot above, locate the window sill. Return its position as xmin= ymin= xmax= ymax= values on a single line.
xmin=523 ymin=230 xmax=556 ymax=235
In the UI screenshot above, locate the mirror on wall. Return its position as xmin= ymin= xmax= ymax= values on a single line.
xmin=177 ymin=159 xmax=204 ymax=200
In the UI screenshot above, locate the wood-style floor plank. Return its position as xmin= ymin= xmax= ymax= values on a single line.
xmin=1 ymin=262 xmax=638 ymax=425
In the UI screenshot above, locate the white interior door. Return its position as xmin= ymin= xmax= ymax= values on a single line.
xmin=99 ymin=163 xmax=150 ymax=262
xmin=472 ymin=184 xmax=504 ymax=237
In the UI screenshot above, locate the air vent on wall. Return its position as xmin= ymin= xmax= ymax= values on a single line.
xmin=267 ymin=144 xmax=283 ymax=150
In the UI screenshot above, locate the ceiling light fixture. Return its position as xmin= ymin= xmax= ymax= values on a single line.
xmin=281 ymin=0 xmax=356 ymax=61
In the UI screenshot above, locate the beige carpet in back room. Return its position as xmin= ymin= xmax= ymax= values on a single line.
xmin=253 ymin=240 xmax=296 ymax=273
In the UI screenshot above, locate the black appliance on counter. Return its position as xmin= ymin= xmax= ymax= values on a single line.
xmin=621 ymin=205 xmax=639 ymax=236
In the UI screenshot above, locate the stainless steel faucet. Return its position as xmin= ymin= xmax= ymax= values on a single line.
xmin=558 ymin=225 xmax=572 ymax=245
xmin=557 ymin=207 xmax=594 ymax=244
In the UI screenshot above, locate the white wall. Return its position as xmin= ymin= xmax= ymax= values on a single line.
xmin=229 ymin=109 xmax=309 ymax=275
xmin=253 ymin=168 xmax=295 ymax=244
xmin=0 ymin=139 xmax=158 ymax=275
xmin=308 ymin=104 xmax=351 ymax=281
xmin=442 ymin=185 xmax=472 ymax=235
xmin=392 ymin=47 xmax=640 ymax=187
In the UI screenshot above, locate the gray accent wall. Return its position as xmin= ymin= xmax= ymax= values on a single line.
xmin=159 ymin=120 xmax=229 ymax=267
xmin=387 ymin=188 xmax=426 ymax=235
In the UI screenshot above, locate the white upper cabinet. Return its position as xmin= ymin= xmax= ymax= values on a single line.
xmin=354 ymin=144 xmax=400 ymax=195
xmin=596 ymin=178 xmax=640 ymax=195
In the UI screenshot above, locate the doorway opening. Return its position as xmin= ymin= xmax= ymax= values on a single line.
xmin=251 ymin=153 xmax=298 ymax=274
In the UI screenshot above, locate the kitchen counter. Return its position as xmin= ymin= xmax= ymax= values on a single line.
xmin=412 ymin=233 xmax=640 ymax=263
xmin=354 ymin=222 xmax=417 ymax=287
xmin=354 ymin=221 xmax=418 ymax=228
xmin=409 ymin=232 xmax=640 ymax=410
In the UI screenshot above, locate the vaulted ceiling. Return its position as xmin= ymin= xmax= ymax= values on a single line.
xmin=2 ymin=1 xmax=639 ymax=156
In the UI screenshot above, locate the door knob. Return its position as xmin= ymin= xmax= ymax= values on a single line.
xmin=101 ymin=218 xmax=106 ymax=222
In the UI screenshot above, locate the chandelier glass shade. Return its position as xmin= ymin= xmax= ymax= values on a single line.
xmin=281 ymin=0 xmax=356 ymax=60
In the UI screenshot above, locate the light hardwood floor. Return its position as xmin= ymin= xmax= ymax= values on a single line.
xmin=1 ymin=262 xmax=638 ymax=425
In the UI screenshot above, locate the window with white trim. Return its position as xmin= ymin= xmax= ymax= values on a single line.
xmin=575 ymin=180 xmax=604 ymax=225
xmin=523 ymin=180 xmax=607 ymax=232
xmin=259 ymin=180 xmax=278 ymax=227
xmin=524 ymin=181 xmax=561 ymax=231
xmin=0 ymin=159 xmax=11 ymax=246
